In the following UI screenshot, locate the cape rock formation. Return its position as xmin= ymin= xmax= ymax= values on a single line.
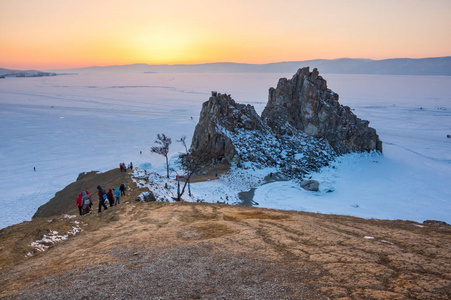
xmin=190 ymin=67 xmax=382 ymax=177
xmin=262 ymin=67 xmax=382 ymax=154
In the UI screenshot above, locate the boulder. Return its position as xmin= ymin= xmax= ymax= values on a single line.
xmin=423 ymin=220 xmax=450 ymax=227
xmin=77 ymin=172 xmax=87 ymax=181
xmin=300 ymin=180 xmax=319 ymax=192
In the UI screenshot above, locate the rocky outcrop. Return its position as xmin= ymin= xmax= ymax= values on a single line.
xmin=190 ymin=68 xmax=382 ymax=177
xmin=191 ymin=92 xmax=335 ymax=176
xmin=262 ymin=67 xmax=382 ymax=154
xmin=190 ymin=92 xmax=265 ymax=163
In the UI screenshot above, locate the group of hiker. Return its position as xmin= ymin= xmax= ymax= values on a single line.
xmin=120 ymin=162 xmax=133 ymax=172
xmin=76 ymin=182 xmax=127 ymax=216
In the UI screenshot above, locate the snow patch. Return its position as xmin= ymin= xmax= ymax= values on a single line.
xmin=26 ymin=222 xmax=83 ymax=257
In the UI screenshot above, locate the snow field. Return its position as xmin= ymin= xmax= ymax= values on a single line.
xmin=0 ymin=72 xmax=450 ymax=228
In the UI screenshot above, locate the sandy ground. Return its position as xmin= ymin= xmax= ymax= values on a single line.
xmin=1 ymin=172 xmax=451 ymax=299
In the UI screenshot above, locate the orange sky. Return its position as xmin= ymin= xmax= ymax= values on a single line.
xmin=1 ymin=0 xmax=450 ymax=70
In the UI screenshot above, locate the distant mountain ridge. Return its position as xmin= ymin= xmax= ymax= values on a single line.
xmin=49 ymin=56 xmax=451 ymax=75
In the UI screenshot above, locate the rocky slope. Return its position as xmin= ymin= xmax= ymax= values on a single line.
xmin=191 ymin=68 xmax=381 ymax=178
xmin=1 ymin=199 xmax=450 ymax=299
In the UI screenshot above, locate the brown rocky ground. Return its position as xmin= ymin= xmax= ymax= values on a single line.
xmin=1 ymin=171 xmax=450 ymax=299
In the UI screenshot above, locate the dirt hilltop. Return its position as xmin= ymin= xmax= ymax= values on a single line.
xmin=33 ymin=168 xmax=144 ymax=219
xmin=1 ymin=171 xmax=451 ymax=299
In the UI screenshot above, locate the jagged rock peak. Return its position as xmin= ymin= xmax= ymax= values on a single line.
xmin=262 ymin=67 xmax=382 ymax=154
xmin=190 ymin=92 xmax=264 ymax=163
xmin=190 ymin=91 xmax=335 ymax=175
xmin=202 ymin=91 xmax=264 ymax=132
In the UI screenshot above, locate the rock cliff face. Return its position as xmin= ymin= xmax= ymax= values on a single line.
xmin=262 ymin=67 xmax=382 ymax=154
xmin=191 ymin=92 xmax=266 ymax=163
xmin=190 ymin=68 xmax=382 ymax=177
xmin=191 ymin=92 xmax=335 ymax=176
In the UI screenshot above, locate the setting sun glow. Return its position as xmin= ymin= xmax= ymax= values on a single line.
xmin=1 ymin=0 xmax=450 ymax=69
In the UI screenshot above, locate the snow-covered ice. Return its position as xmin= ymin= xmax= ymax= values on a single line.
xmin=1 ymin=72 xmax=450 ymax=229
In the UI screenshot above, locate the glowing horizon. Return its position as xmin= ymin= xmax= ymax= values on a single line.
xmin=1 ymin=0 xmax=450 ymax=70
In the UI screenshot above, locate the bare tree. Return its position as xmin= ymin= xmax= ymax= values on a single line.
xmin=177 ymin=145 xmax=214 ymax=201
xmin=150 ymin=133 xmax=172 ymax=178
xmin=176 ymin=135 xmax=188 ymax=153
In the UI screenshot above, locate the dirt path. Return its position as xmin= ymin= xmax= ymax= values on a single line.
xmin=1 ymin=201 xmax=450 ymax=299
xmin=33 ymin=168 xmax=146 ymax=219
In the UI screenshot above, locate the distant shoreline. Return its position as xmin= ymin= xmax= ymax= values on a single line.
xmin=45 ymin=56 xmax=451 ymax=76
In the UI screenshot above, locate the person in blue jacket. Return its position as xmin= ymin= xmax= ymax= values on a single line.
xmin=115 ymin=187 xmax=121 ymax=205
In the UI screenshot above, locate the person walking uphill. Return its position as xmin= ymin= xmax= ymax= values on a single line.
xmin=76 ymin=193 xmax=83 ymax=216
xmin=97 ymin=185 xmax=108 ymax=212
xmin=120 ymin=182 xmax=126 ymax=196
xmin=107 ymin=188 xmax=115 ymax=207
xmin=81 ymin=191 xmax=92 ymax=215
xmin=115 ymin=187 xmax=121 ymax=205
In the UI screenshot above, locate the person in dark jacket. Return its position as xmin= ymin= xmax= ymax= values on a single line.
xmin=97 ymin=185 xmax=108 ymax=212
xmin=107 ymin=188 xmax=115 ymax=207
xmin=120 ymin=182 xmax=126 ymax=196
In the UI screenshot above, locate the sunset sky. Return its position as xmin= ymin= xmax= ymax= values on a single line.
xmin=1 ymin=0 xmax=450 ymax=70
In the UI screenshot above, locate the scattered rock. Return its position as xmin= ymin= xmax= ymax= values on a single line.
xmin=300 ymin=179 xmax=319 ymax=192
xmin=77 ymin=172 xmax=87 ymax=181
xmin=423 ymin=220 xmax=450 ymax=227
xmin=142 ymin=191 xmax=156 ymax=202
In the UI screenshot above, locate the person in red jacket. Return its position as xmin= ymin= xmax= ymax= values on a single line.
xmin=76 ymin=193 xmax=83 ymax=216
xmin=107 ymin=188 xmax=115 ymax=207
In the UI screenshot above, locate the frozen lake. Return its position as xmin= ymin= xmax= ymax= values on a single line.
xmin=1 ymin=72 xmax=450 ymax=229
